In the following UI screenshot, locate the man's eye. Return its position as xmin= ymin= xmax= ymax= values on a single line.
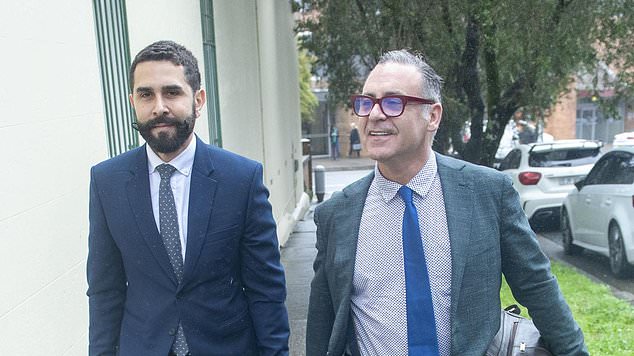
xmin=167 ymin=90 xmax=180 ymax=96
xmin=139 ymin=92 xmax=151 ymax=98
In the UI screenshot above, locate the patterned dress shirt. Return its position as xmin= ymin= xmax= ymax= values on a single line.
xmin=351 ymin=151 xmax=452 ymax=356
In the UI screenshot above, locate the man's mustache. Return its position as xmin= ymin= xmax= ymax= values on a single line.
xmin=132 ymin=116 xmax=186 ymax=131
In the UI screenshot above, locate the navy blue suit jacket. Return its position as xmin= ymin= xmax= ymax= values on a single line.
xmin=87 ymin=137 xmax=289 ymax=355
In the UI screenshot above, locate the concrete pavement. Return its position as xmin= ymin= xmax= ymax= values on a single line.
xmin=281 ymin=162 xmax=372 ymax=355
xmin=280 ymin=205 xmax=317 ymax=356
xmin=281 ymin=155 xmax=374 ymax=355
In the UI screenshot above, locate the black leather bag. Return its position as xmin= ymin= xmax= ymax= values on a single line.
xmin=486 ymin=305 xmax=553 ymax=356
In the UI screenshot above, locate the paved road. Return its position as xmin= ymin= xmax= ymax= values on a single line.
xmin=539 ymin=229 xmax=634 ymax=303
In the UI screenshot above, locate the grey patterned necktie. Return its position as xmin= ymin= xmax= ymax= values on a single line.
xmin=156 ymin=163 xmax=189 ymax=356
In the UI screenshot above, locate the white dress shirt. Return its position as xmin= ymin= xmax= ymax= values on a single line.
xmin=351 ymin=151 xmax=453 ymax=356
xmin=146 ymin=137 xmax=196 ymax=262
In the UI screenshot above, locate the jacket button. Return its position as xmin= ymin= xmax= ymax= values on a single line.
xmin=169 ymin=328 xmax=176 ymax=336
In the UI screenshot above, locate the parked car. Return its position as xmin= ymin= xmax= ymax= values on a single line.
xmin=613 ymin=131 xmax=634 ymax=147
xmin=498 ymin=140 xmax=603 ymax=227
xmin=561 ymin=147 xmax=634 ymax=277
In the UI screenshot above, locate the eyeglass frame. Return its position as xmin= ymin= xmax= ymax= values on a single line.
xmin=350 ymin=94 xmax=436 ymax=118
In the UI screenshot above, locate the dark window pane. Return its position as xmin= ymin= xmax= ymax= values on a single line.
xmin=528 ymin=148 xmax=601 ymax=167
xmin=585 ymin=156 xmax=612 ymax=185
xmin=612 ymin=154 xmax=634 ymax=184
xmin=510 ymin=150 xmax=521 ymax=168
xmin=500 ymin=149 xmax=521 ymax=170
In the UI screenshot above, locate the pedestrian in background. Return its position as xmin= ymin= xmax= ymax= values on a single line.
xmin=87 ymin=40 xmax=289 ymax=356
xmin=306 ymin=49 xmax=587 ymax=356
xmin=518 ymin=119 xmax=538 ymax=144
xmin=330 ymin=125 xmax=340 ymax=160
xmin=349 ymin=122 xmax=361 ymax=157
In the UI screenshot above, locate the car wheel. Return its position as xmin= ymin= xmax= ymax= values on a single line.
xmin=561 ymin=209 xmax=581 ymax=255
xmin=608 ymin=223 xmax=632 ymax=278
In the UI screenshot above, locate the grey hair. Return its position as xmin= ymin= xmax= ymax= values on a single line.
xmin=378 ymin=49 xmax=443 ymax=104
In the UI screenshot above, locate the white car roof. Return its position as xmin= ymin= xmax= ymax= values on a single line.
xmin=517 ymin=140 xmax=602 ymax=153
xmin=607 ymin=146 xmax=634 ymax=154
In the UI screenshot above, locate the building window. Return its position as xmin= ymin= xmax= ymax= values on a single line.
xmin=93 ymin=0 xmax=138 ymax=157
xmin=200 ymin=0 xmax=223 ymax=147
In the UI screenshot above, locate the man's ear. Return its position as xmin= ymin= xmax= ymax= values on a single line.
xmin=427 ymin=103 xmax=443 ymax=132
xmin=128 ymin=93 xmax=135 ymax=108
xmin=194 ymin=89 xmax=206 ymax=118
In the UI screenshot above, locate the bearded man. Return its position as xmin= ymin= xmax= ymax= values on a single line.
xmin=87 ymin=40 xmax=289 ymax=356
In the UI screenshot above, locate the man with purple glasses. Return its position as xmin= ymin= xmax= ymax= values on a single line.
xmin=306 ymin=49 xmax=587 ymax=356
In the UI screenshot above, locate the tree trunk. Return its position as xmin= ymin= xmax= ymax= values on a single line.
xmin=460 ymin=16 xmax=485 ymax=164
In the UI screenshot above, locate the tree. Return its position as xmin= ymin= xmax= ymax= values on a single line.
xmin=297 ymin=0 xmax=631 ymax=166
xmin=298 ymin=48 xmax=319 ymax=125
xmin=592 ymin=1 xmax=634 ymax=116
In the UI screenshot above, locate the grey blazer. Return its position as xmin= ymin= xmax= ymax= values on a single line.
xmin=306 ymin=153 xmax=587 ymax=356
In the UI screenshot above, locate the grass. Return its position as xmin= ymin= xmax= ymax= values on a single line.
xmin=500 ymin=262 xmax=634 ymax=355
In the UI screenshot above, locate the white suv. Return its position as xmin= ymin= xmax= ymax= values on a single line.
xmin=499 ymin=140 xmax=602 ymax=227
xmin=561 ymin=147 xmax=634 ymax=277
xmin=613 ymin=131 xmax=634 ymax=147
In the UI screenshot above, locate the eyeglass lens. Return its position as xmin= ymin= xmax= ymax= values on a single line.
xmin=354 ymin=96 xmax=404 ymax=117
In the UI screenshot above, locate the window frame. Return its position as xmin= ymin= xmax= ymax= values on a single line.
xmin=92 ymin=0 xmax=138 ymax=157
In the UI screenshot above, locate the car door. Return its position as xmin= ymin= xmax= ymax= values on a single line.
xmin=571 ymin=156 xmax=613 ymax=244
xmin=589 ymin=152 xmax=634 ymax=248
xmin=577 ymin=155 xmax=620 ymax=247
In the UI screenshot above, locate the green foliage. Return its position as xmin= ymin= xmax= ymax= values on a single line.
xmin=298 ymin=48 xmax=318 ymax=125
xmin=296 ymin=0 xmax=632 ymax=165
xmin=501 ymin=262 xmax=634 ymax=355
xmin=592 ymin=1 xmax=634 ymax=116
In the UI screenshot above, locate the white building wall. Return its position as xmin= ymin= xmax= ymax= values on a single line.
xmin=213 ymin=0 xmax=265 ymax=162
xmin=256 ymin=0 xmax=306 ymax=243
xmin=214 ymin=0 xmax=306 ymax=244
xmin=0 ymin=1 xmax=105 ymax=354
xmin=0 ymin=0 xmax=305 ymax=353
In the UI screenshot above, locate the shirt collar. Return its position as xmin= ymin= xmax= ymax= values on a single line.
xmin=374 ymin=151 xmax=438 ymax=203
xmin=146 ymin=136 xmax=197 ymax=177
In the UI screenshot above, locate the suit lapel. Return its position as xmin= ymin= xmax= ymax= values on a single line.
xmin=126 ymin=146 xmax=179 ymax=284
xmin=331 ymin=174 xmax=374 ymax=315
xmin=436 ymin=155 xmax=474 ymax=321
xmin=182 ymin=138 xmax=217 ymax=284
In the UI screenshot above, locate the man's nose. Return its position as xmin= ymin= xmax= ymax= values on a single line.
xmin=368 ymin=101 xmax=386 ymax=120
xmin=152 ymin=95 xmax=170 ymax=116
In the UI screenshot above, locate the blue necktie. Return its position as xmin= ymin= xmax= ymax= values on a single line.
xmin=398 ymin=186 xmax=439 ymax=356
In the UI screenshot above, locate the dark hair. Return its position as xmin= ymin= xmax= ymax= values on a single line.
xmin=129 ymin=40 xmax=201 ymax=92
xmin=378 ymin=49 xmax=443 ymax=103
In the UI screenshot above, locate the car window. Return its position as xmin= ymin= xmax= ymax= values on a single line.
xmin=499 ymin=149 xmax=521 ymax=170
xmin=611 ymin=153 xmax=634 ymax=185
xmin=589 ymin=152 xmax=634 ymax=185
xmin=528 ymin=147 xmax=601 ymax=167
xmin=584 ymin=156 xmax=615 ymax=185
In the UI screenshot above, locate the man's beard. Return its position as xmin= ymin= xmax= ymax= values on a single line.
xmin=136 ymin=114 xmax=196 ymax=154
